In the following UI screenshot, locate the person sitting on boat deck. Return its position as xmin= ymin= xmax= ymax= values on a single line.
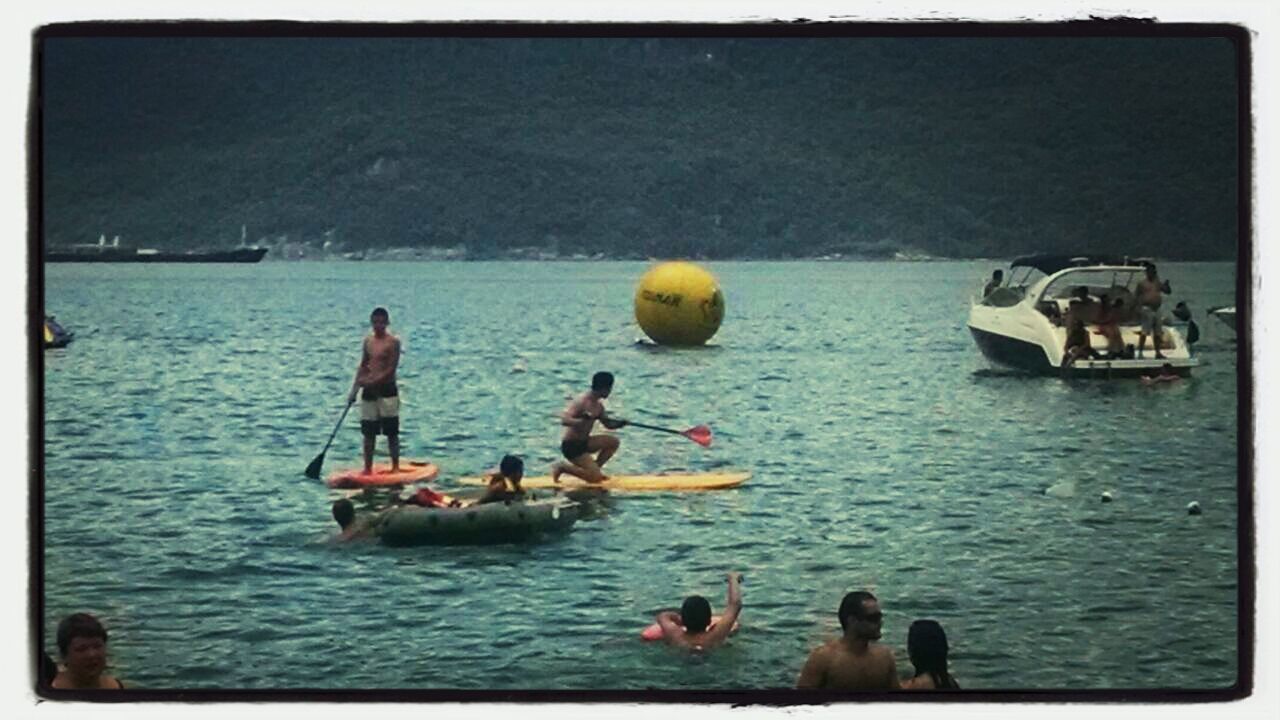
xmin=1135 ymin=263 xmax=1172 ymax=359
xmin=51 ymin=613 xmax=123 ymax=690
xmin=1060 ymin=316 xmax=1101 ymax=368
xmin=797 ymin=590 xmax=900 ymax=690
xmin=476 ymin=455 xmax=527 ymax=505
xmin=654 ymin=572 xmax=743 ymax=651
xmin=347 ymin=306 xmax=402 ymax=475
xmin=982 ymin=269 xmax=1003 ymax=298
xmin=551 ymin=371 xmax=627 ymax=484
xmin=900 ymin=619 xmax=960 ymax=690
xmin=1092 ymin=295 xmax=1126 ymax=358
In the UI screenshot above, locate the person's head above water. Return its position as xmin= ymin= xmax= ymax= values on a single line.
xmin=499 ymin=454 xmax=524 ymax=479
xmin=57 ymin=613 xmax=108 ymax=658
xmin=838 ymin=590 xmax=883 ymax=639
xmin=370 ymin=307 xmax=389 ymax=333
xmin=680 ymin=595 xmax=713 ymax=634
xmin=907 ymin=619 xmax=950 ymax=677
xmin=591 ymin=371 xmax=615 ymax=396
xmin=332 ymin=499 xmax=356 ymax=529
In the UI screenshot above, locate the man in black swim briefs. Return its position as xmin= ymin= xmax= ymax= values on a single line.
xmin=550 ymin=371 xmax=626 ymax=484
xmin=347 ymin=307 xmax=402 ymax=474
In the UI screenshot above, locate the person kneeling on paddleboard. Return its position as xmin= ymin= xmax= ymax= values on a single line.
xmin=551 ymin=371 xmax=627 ymax=484
xmin=654 ymin=572 xmax=743 ymax=651
xmin=476 ymin=455 xmax=527 ymax=505
xmin=348 ymin=307 xmax=402 ymax=476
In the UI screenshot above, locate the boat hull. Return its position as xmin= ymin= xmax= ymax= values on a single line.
xmin=45 ymin=248 xmax=268 ymax=263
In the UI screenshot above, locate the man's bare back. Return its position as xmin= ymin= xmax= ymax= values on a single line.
xmin=797 ymin=637 xmax=899 ymax=690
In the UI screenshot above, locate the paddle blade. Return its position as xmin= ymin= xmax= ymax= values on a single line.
xmin=683 ymin=425 xmax=713 ymax=448
xmin=304 ymin=452 xmax=325 ymax=480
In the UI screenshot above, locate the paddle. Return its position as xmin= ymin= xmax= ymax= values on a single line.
xmin=304 ymin=398 xmax=355 ymax=479
xmin=619 ymin=419 xmax=713 ymax=448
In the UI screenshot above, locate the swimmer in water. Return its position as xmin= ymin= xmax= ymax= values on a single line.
xmin=797 ymin=590 xmax=900 ymax=690
xmin=330 ymin=498 xmax=385 ymax=542
xmin=1141 ymin=362 xmax=1182 ymax=384
xmin=653 ymin=572 xmax=743 ymax=651
xmin=50 ymin=613 xmax=123 ymax=690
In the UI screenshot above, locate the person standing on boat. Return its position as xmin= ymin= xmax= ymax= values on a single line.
xmin=347 ymin=307 xmax=402 ymax=475
xmin=1135 ymin=263 xmax=1172 ymax=359
xmin=551 ymin=371 xmax=626 ymax=484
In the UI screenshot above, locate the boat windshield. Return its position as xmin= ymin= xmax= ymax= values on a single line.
xmin=1038 ymin=267 xmax=1144 ymax=302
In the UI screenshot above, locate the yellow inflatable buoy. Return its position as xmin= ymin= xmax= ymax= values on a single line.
xmin=634 ymin=261 xmax=724 ymax=345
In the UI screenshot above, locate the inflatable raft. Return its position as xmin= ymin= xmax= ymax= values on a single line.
xmin=377 ymin=496 xmax=581 ymax=546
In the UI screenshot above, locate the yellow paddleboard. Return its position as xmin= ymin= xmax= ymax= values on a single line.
xmin=455 ymin=472 xmax=749 ymax=492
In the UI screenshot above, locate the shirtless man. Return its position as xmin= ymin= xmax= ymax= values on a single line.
xmin=330 ymin=498 xmax=377 ymax=542
xmin=654 ymin=572 xmax=743 ymax=651
xmin=550 ymin=372 xmax=627 ymax=484
xmin=797 ymin=591 xmax=900 ymax=690
xmin=347 ymin=307 xmax=402 ymax=474
xmin=1135 ymin=263 xmax=1172 ymax=359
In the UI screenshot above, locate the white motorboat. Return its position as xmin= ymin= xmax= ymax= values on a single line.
xmin=1207 ymin=305 xmax=1237 ymax=332
xmin=968 ymin=255 xmax=1198 ymax=378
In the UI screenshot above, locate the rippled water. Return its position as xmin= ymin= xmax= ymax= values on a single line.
xmin=40 ymin=260 xmax=1240 ymax=691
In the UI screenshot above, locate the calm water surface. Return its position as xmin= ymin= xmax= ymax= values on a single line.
xmin=41 ymin=260 xmax=1241 ymax=691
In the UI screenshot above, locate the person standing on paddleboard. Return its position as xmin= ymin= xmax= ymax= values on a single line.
xmin=551 ymin=371 xmax=626 ymax=484
xmin=348 ymin=307 xmax=402 ymax=475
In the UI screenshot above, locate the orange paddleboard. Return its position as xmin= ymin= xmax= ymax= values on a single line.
xmin=326 ymin=461 xmax=439 ymax=489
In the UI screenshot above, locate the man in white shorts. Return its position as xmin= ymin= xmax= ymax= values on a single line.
xmin=347 ymin=307 xmax=402 ymax=474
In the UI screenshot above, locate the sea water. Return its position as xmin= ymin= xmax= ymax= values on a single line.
xmin=40 ymin=260 xmax=1241 ymax=690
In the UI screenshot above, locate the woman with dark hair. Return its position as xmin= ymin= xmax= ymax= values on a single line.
xmin=901 ymin=619 xmax=959 ymax=690
xmin=50 ymin=613 xmax=123 ymax=689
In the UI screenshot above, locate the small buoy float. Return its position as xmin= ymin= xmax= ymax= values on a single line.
xmin=1187 ymin=501 xmax=1202 ymax=516
xmin=511 ymin=358 xmax=528 ymax=374
xmin=634 ymin=261 xmax=724 ymax=346
xmin=1100 ymin=491 xmax=1113 ymax=503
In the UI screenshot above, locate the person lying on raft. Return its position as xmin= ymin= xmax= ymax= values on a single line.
xmin=653 ymin=572 xmax=743 ymax=651
xmin=551 ymin=371 xmax=627 ymax=484
xmin=476 ymin=455 xmax=527 ymax=505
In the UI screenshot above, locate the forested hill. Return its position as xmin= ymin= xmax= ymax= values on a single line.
xmin=40 ymin=34 xmax=1240 ymax=260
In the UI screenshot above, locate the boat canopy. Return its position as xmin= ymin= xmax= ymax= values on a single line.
xmin=1009 ymin=254 xmax=1143 ymax=276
